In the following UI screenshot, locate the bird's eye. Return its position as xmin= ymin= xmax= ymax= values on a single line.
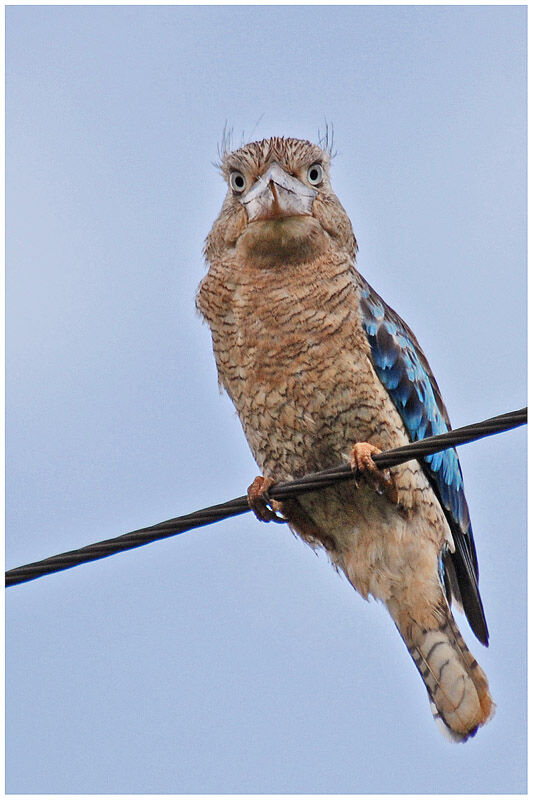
xmin=307 ymin=163 xmax=323 ymax=186
xmin=230 ymin=171 xmax=246 ymax=194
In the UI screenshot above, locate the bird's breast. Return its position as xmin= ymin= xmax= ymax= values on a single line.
xmin=198 ymin=255 xmax=398 ymax=479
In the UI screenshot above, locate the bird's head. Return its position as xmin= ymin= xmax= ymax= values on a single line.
xmin=205 ymin=137 xmax=356 ymax=269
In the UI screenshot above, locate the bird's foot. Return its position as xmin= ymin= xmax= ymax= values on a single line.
xmin=350 ymin=442 xmax=398 ymax=503
xmin=247 ymin=475 xmax=287 ymax=523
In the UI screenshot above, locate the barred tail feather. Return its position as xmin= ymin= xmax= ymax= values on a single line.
xmin=392 ymin=607 xmax=494 ymax=741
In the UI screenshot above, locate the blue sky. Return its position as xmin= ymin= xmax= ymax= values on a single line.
xmin=6 ymin=5 xmax=526 ymax=794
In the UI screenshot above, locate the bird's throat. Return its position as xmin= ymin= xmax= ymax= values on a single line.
xmin=236 ymin=215 xmax=329 ymax=268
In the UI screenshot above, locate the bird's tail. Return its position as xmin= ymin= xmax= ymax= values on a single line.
xmin=387 ymin=602 xmax=495 ymax=741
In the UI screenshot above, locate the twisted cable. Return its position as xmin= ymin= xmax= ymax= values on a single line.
xmin=5 ymin=407 xmax=526 ymax=587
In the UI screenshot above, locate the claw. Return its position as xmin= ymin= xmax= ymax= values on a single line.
xmin=247 ymin=475 xmax=287 ymax=523
xmin=350 ymin=442 xmax=398 ymax=503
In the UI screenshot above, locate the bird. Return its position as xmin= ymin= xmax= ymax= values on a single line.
xmin=196 ymin=135 xmax=494 ymax=741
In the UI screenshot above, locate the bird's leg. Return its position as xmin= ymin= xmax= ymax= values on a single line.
xmin=247 ymin=476 xmax=287 ymax=523
xmin=351 ymin=442 xmax=398 ymax=503
xmin=248 ymin=476 xmax=332 ymax=546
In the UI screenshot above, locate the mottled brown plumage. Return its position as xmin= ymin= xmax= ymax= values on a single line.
xmin=196 ymin=136 xmax=494 ymax=740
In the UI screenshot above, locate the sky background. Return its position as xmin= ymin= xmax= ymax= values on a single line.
xmin=6 ymin=5 xmax=527 ymax=794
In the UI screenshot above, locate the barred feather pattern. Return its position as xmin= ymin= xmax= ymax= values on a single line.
xmin=198 ymin=136 xmax=495 ymax=741
xmin=387 ymin=600 xmax=494 ymax=741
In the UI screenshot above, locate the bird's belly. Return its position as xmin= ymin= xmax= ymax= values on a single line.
xmin=234 ymin=342 xmax=408 ymax=480
xmin=296 ymin=469 xmax=449 ymax=602
xmin=225 ymin=331 xmax=451 ymax=587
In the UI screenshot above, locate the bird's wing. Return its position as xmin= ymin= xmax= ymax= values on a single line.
xmin=359 ymin=279 xmax=489 ymax=645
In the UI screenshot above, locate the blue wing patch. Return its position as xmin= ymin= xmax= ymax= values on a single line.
xmin=360 ymin=282 xmax=488 ymax=644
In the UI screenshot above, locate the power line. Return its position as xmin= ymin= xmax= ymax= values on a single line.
xmin=5 ymin=407 xmax=526 ymax=588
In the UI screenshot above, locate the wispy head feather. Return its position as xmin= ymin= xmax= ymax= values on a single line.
xmin=215 ymin=123 xmax=234 ymax=171
xmin=318 ymin=120 xmax=337 ymax=159
xmin=215 ymin=122 xmax=337 ymax=173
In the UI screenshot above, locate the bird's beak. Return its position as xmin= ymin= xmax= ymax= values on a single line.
xmin=241 ymin=162 xmax=316 ymax=222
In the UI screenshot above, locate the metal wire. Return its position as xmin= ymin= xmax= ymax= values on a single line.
xmin=5 ymin=407 xmax=526 ymax=588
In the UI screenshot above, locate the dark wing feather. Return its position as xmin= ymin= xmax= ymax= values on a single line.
xmin=360 ymin=280 xmax=488 ymax=645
